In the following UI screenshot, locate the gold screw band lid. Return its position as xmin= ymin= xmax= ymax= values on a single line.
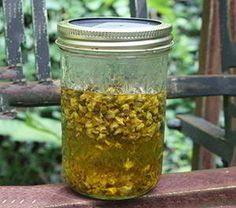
xmin=56 ymin=17 xmax=172 ymax=52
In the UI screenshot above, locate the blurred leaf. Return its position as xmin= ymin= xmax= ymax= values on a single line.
xmin=46 ymin=0 xmax=63 ymax=11
xmin=0 ymin=116 xmax=61 ymax=146
xmin=86 ymin=0 xmax=103 ymax=11
xmin=148 ymin=0 xmax=176 ymax=22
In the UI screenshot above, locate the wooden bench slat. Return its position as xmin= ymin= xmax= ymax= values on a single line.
xmin=1 ymin=75 xmax=236 ymax=107
xmin=0 ymin=81 xmax=60 ymax=107
xmin=219 ymin=0 xmax=236 ymax=71
xmin=219 ymin=0 xmax=236 ymax=166
xmin=167 ymin=75 xmax=236 ymax=98
xmin=0 ymin=66 xmax=18 ymax=80
xmin=2 ymin=0 xmax=24 ymax=81
xmin=0 ymin=167 xmax=235 ymax=208
xmin=177 ymin=114 xmax=233 ymax=162
xmin=193 ymin=0 xmax=222 ymax=170
xmin=129 ymin=0 xmax=147 ymax=18
xmin=31 ymin=0 xmax=51 ymax=81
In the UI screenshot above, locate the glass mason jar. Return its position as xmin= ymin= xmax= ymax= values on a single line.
xmin=56 ymin=17 xmax=172 ymax=200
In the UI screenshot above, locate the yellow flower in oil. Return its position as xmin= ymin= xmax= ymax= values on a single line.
xmin=114 ymin=128 xmax=122 ymax=135
xmin=70 ymin=97 xmax=77 ymax=107
xmin=115 ymin=117 xmax=124 ymax=125
xmin=136 ymin=123 xmax=145 ymax=130
xmin=95 ymin=145 xmax=104 ymax=150
xmin=107 ymin=187 xmax=117 ymax=195
xmin=110 ymin=122 xmax=119 ymax=131
xmin=108 ymin=109 xmax=119 ymax=118
xmin=104 ymin=139 xmax=112 ymax=146
xmin=124 ymin=158 xmax=134 ymax=171
xmin=121 ymin=103 xmax=129 ymax=111
xmin=143 ymin=164 xmax=151 ymax=172
xmin=146 ymin=112 xmax=152 ymax=120
xmin=78 ymin=104 xmax=87 ymax=114
xmin=61 ymin=87 xmax=165 ymax=198
xmin=97 ymin=133 xmax=106 ymax=140
xmin=85 ymin=122 xmax=93 ymax=128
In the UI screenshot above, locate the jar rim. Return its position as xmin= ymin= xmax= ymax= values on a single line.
xmin=56 ymin=17 xmax=172 ymax=52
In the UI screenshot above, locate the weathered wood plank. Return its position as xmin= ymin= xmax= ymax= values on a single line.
xmin=2 ymin=0 xmax=24 ymax=81
xmin=219 ymin=0 xmax=236 ymax=71
xmin=0 ymin=66 xmax=18 ymax=80
xmin=194 ymin=0 xmax=221 ymax=170
xmin=219 ymin=0 xmax=236 ymax=166
xmin=31 ymin=0 xmax=51 ymax=81
xmin=129 ymin=0 xmax=147 ymax=18
xmin=1 ymin=75 xmax=236 ymax=107
xmin=167 ymin=75 xmax=236 ymax=98
xmin=0 ymin=81 xmax=60 ymax=107
xmin=229 ymin=0 xmax=236 ymax=42
xmin=0 ymin=167 xmax=235 ymax=208
xmin=0 ymin=93 xmax=16 ymax=119
xmin=177 ymin=114 xmax=233 ymax=162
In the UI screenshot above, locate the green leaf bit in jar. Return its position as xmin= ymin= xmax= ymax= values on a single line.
xmin=61 ymin=87 xmax=166 ymax=200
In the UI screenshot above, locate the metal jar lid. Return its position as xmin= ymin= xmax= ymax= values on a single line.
xmin=56 ymin=17 xmax=172 ymax=53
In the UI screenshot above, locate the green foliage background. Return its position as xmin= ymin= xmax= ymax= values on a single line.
xmin=0 ymin=0 xmax=202 ymax=184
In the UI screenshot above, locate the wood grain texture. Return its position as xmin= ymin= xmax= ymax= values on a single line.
xmin=1 ymin=75 xmax=236 ymax=107
xmin=194 ymin=0 xmax=221 ymax=170
xmin=31 ymin=0 xmax=51 ymax=81
xmin=0 ymin=167 xmax=235 ymax=208
xmin=2 ymin=0 xmax=24 ymax=80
